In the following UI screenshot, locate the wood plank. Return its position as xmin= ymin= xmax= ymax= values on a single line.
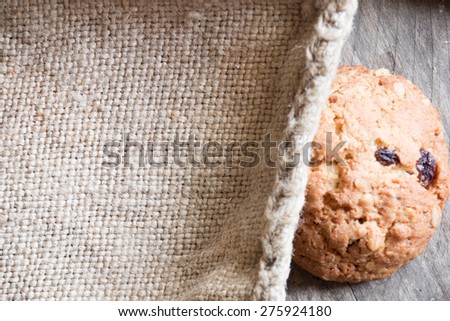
xmin=286 ymin=0 xmax=450 ymax=301
xmin=286 ymin=264 xmax=356 ymax=301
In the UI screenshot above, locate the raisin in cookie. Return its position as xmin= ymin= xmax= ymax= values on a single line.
xmin=293 ymin=65 xmax=450 ymax=282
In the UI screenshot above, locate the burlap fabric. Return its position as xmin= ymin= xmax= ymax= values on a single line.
xmin=1 ymin=0 xmax=357 ymax=300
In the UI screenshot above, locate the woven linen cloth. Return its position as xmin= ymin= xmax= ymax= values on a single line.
xmin=0 ymin=0 xmax=357 ymax=300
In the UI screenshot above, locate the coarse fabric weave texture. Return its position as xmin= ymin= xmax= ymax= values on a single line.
xmin=0 ymin=0 xmax=357 ymax=300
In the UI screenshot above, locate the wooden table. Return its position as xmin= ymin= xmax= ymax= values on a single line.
xmin=287 ymin=0 xmax=450 ymax=300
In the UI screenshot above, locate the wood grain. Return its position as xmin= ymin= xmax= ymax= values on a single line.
xmin=287 ymin=0 xmax=450 ymax=301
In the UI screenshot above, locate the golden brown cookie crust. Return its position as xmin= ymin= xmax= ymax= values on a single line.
xmin=293 ymin=65 xmax=450 ymax=282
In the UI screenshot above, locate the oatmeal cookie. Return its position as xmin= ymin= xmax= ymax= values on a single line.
xmin=293 ymin=65 xmax=450 ymax=282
